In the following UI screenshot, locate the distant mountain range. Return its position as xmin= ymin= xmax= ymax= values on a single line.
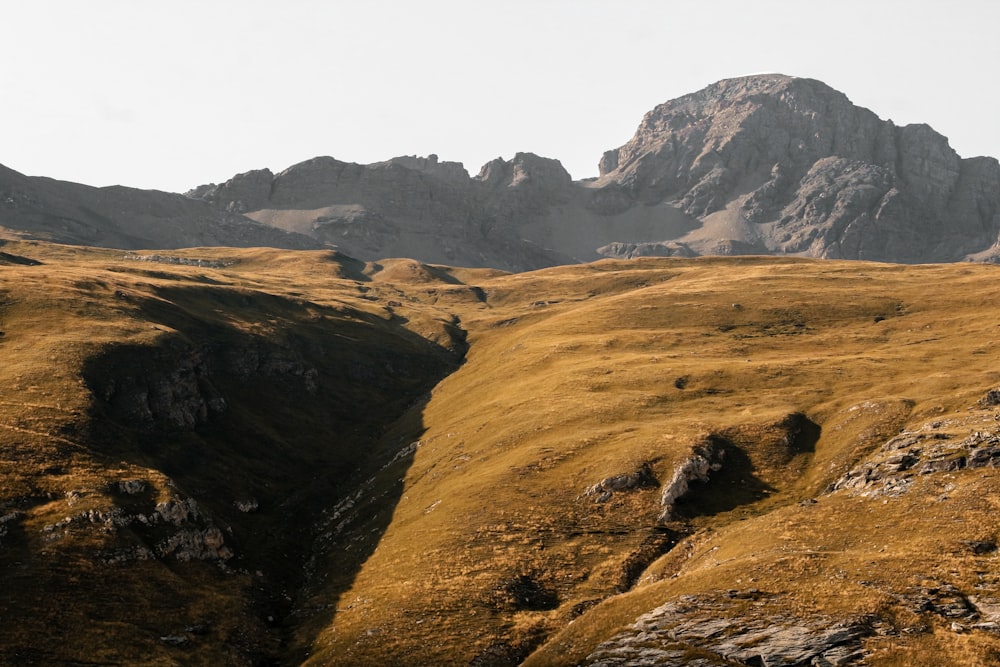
xmin=3 ymin=74 xmax=999 ymax=269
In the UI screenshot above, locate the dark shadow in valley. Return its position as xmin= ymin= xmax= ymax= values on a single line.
xmin=78 ymin=282 xmax=466 ymax=665
xmin=671 ymin=436 xmax=778 ymax=520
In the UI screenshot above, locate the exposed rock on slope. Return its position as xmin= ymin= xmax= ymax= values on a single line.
xmin=583 ymin=592 xmax=872 ymax=667
xmin=657 ymin=441 xmax=723 ymax=522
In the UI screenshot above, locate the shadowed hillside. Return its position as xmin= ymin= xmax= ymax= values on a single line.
xmin=0 ymin=242 xmax=464 ymax=665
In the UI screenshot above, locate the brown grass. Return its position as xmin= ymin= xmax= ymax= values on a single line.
xmin=4 ymin=244 xmax=1000 ymax=665
xmin=299 ymin=256 xmax=1000 ymax=665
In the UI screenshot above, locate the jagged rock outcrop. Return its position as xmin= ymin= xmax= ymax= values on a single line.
xmin=189 ymin=153 xmax=577 ymax=272
xmin=582 ymin=462 xmax=659 ymax=503
xmin=157 ymin=526 xmax=232 ymax=561
xmin=478 ymin=151 xmax=575 ymax=218
xmin=830 ymin=411 xmax=1000 ymax=498
xmin=378 ymin=154 xmax=470 ymax=182
xmin=186 ymin=167 xmax=275 ymax=214
xmin=595 ymin=240 xmax=696 ymax=259
xmin=41 ymin=487 xmax=235 ymax=564
xmin=84 ymin=342 xmax=228 ymax=431
xmin=658 ymin=441 xmax=725 ymax=522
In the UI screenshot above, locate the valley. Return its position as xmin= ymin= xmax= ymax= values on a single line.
xmin=2 ymin=240 xmax=1000 ymax=665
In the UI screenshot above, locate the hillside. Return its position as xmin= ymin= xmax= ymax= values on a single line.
xmin=0 ymin=241 xmax=466 ymax=664
xmin=3 ymin=240 xmax=1000 ymax=665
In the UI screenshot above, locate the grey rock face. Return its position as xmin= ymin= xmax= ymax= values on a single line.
xmin=829 ymin=405 xmax=1000 ymax=499
xmin=596 ymin=74 xmax=1000 ymax=263
xmin=188 ymin=152 xmax=577 ymax=272
xmin=187 ymin=168 xmax=275 ymax=214
xmin=582 ymin=462 xmax=659 ymax=503
xmin=658 ymin=441 xmax=724 ymax=522
xmin=40 ymin=489 xmax=234 ymax=564
xmin=596 ymin=240 xmax=697 ymax=259
xmin=157 ymin=526 xmax=232 ymax=561
xmin=583 ymin=592 xmax=872 ymax=666
xmin=85 ymin=344 xmax=228 ymax=431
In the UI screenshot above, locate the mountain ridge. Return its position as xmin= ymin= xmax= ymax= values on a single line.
xmin=186 ymin=74 xmax=1000 ymax=268
xmin=2 ymin=74 xmax=998 ymax=270
xmin=0 ymin=162 xmax=321 ymax=250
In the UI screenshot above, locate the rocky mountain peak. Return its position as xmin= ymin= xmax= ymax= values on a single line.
xmin=476 ymin=151 xmax=572 ymax=190
xmin=599 ymin=74 xmax=890 ymax=196
xmin=593 ymin=74 xmax=1000 ymax=262
xmin=377 ymin=154 xmax=470 ymax=182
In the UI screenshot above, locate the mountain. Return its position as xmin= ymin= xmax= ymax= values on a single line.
xmin=4 ymin=240 xmax=1000 ymax=666
xmin=5 ymin=77 xmax=1000 ymax=665
xmin=594 ymin=74 xmax=1000 ymax=262
xmin=189 ymin=74 xmax=1000 ymax=267
xmin=0 ymin=162 xmax=321 ymax=250
xmin=186 ymin=153 xmax=581 ymax=272
xmin=3 ymin=75 xmax=998 ymax=269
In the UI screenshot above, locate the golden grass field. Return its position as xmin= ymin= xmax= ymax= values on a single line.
xmin=2 ymin=240 xmax=1000 ymax=665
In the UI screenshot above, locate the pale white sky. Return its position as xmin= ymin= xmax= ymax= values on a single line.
xmin=3 ymin=1 xmax=998 ymax=193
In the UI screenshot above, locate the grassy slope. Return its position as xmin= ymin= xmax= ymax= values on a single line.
xmin=4 ymin=244 xmax=1000 ymax=665
xmin=0 ymin=243 xmax=464 ymax=665
xmin=296 ymin=257 xmax=1000 ymax=665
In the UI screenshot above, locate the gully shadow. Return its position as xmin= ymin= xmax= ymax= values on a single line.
xmin=79 ymin=282 xmax=466 ymax=665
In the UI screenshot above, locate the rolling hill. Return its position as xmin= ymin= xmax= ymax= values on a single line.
xmin=2 ymin=239 xmax=1000 ymax=665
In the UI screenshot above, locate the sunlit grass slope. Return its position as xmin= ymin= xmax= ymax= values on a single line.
xmin=296 ymin=256 xmax=1000 ymax=666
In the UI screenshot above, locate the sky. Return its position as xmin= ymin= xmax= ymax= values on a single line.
xmin=3 ymin=1 xmax=998 ymax=193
